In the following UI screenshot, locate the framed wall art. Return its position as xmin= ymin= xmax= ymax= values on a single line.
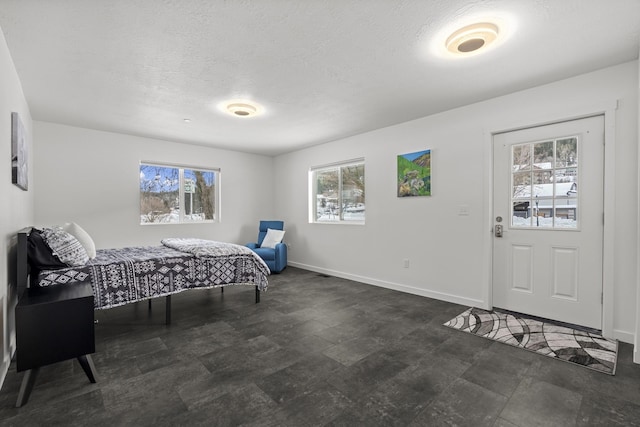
xmin=11 ymin=112 xmax=28 ymax=191
xmin=397 ymin=149 xmax=431 ymax=197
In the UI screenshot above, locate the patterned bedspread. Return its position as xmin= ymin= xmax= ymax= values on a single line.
xmin=161 ymin=237 xmax=259 ymax=258
xmin=36 ymin=241 xmax=270 ymax=310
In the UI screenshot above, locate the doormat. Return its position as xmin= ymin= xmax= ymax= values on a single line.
xmin=444 ymin=307 xmax=618 ymax=375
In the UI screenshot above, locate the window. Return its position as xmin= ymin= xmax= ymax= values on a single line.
xmin=511 ymin=137 xmax=578 ymax=229
xmin=139 ymin=162 xmax=219 ymax=224
xmin=310 ymin=159 xmax=365 ymax=223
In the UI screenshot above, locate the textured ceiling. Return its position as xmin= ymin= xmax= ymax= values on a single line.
xmin=0 ymin=0 xmax=639 ymax=156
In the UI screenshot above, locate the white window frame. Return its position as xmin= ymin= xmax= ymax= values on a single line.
xmin=509 ymin=136 xmax=580 ymax=230
xmin=309 ymin=158 xmax=365 ymax=224
xmin=139 ymin=161 xmax=220 ymax=225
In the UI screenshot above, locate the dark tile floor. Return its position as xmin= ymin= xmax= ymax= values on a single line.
xmin=1 ymin=267 xmax=640 ymax=426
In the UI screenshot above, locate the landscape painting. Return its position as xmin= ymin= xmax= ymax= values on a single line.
xmin=11 ymin=112 xmax=28 ymax=191
xmin=397 ymin=149 xmax=431 ymax=197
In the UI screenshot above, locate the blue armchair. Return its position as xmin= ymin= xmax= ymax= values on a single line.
xmin=246 ymin=220 xmax=287 ymax=273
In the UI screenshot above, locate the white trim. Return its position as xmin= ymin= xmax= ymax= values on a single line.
xmin=483 ymin=99 xmax=618 ymax=339
xmin=140 ymin=160 xmax=221 ymax=173
xmin=288 ymin=261 xmax=485 ymax=308
xmin=602 ymin=105 xmax=617 ymax=340
xmin=286 ymin=262 xmax=634 ymax=344
xmin=310 ymin=221 xmax=366 ymax=226
xmin=613 ymin=329 xmax=635 ymax=345
xmin=309 ymin=157 xmax=365 ymax=171
xmin=309 ymin=158 xmax=366 ymax=224
xmin=482 ymin=129 xmax=494 ymax=311
xmin=139 ymin=162 xmax=220 ymax=225
xmin=0 ymin=292 xmax=10 ymax=393
xmin=0 ymin=359 xmax=7 ymax=396
xmin=635 ymin=53 xmax=640 ymax=364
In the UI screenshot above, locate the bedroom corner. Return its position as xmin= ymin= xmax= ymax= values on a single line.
xmin=0 ymin=23 xmax=35 ymax=390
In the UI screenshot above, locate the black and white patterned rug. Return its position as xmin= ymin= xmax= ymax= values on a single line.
xmin=444 ymin=307 xmax=618 ymax=375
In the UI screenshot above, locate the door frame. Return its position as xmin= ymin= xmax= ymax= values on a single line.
xmin=482 ymin=99 xmax=618 ymax=339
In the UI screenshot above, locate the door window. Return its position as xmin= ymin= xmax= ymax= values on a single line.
xmin=511 ymin=137 xmax=578 ymax=229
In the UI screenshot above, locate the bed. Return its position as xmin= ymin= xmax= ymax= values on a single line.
xmin=18 ymin=227 xmax=270 ymax=324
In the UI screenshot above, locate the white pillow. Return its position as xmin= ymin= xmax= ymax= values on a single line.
xmin=62 ymin=222 xmax=96 ymax=259
xmin=261 ymin=228 xmax=285 ymax=249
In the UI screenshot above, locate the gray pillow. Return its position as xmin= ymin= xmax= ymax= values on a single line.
xmin=41 ymin=227 xmax=89 ymax=267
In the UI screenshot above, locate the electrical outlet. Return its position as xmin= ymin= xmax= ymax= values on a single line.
xmin=403 ymin=259 xmax=410 ymax=268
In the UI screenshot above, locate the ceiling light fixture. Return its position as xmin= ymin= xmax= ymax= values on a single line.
xmin=446 ymin=22 xmax=499 ymax=55
xmin=221 ymin=99 xmax=263 ymax=118
xmin=227 ymin=103 xmax=257 ymax=117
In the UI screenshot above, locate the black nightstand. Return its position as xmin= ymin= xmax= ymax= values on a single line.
xmin=15 ymin=282 xmax=97 ymax=407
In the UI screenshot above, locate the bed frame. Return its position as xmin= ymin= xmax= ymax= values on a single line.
xmin=17 ymin=227 xmax=261 ymax=325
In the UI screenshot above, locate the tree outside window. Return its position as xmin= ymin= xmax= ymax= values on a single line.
xmin=140 ymin=163 xmax=218 ymax=224
xmin=312 ymin=160 xmax=365 ymax=223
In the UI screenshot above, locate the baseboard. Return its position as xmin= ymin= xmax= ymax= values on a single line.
xmin=288 ymin=261 xmax=485 ymax=308
xmin=0 ymin=338 xmax=16 ymax=392
xmin=635 ymin=343 xmax=640 ymax=365
xmin=612 ymin=329 xmax=634 ymax=345
xmin=288 ymin=262 xmax=636 ymax=346
xmin=0 ymin=357 xmax=8 ymax=393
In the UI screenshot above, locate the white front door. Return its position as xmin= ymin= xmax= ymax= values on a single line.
xmin=492 ymin=116 xmax=604 ymax=329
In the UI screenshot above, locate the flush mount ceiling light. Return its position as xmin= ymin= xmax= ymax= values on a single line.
xmin=222 ymin=99 xmax=263 ymax=118
xmin=227 ymin=102 xmax=256 ymax=117
xmin=445 ymin=22 xmax=499 ymax=55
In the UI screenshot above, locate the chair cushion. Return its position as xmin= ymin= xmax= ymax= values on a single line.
xmin=252 ymin=247 xmax=276 ymax=261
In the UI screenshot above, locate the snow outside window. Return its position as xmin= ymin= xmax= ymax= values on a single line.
xmin=311 ymin=159 xmax=365 ymax=224
xmin=511 ymin=137 xmax=578 ymax=229
xmin=139 ymin=162 xmax=219 ymax=224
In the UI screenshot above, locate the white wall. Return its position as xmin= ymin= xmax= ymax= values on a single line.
xmin=33 ymin=123 xmax=275 ymax=248
xmin=0 ymin=28 xmax=34 ymax=387
xmin=275 ymin=61 xmax=639 ymax=344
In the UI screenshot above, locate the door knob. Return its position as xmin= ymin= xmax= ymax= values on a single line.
xmin=495 ymin=224 xmax=503 ymax=237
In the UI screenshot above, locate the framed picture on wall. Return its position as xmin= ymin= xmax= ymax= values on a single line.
xmin=11 ymin=112 xmax=28 ymax=191
xmin=397 ymin=149 xmax=431 ymax=197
